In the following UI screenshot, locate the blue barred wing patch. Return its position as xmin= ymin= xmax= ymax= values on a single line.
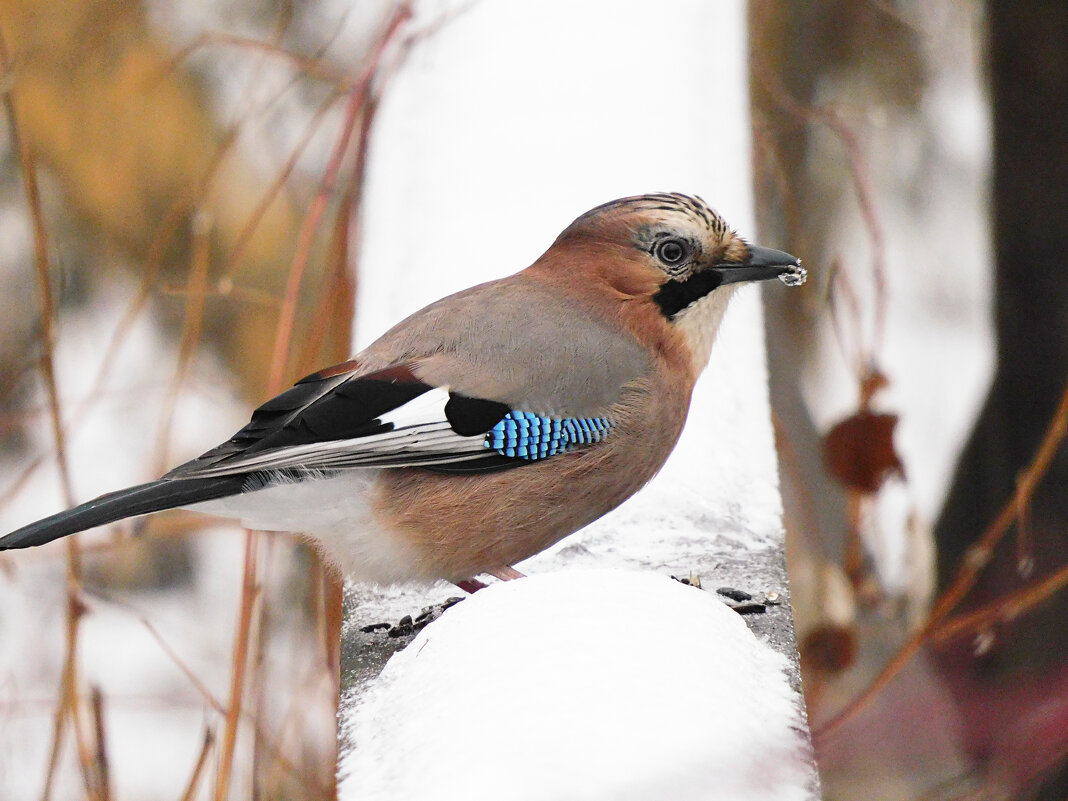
xmin=484 ymin=411 xmax=612 ymax=460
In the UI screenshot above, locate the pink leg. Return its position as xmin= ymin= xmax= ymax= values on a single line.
xmin=454 ymin=578 xmax=488 ymax=594
xmin=488 ymin=565 xmax=526 ymax=581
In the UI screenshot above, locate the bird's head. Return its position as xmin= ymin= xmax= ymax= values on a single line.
xmin=540 ymin=193 xmax=804 ymax=371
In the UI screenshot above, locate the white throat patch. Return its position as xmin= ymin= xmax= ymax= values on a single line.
xmin=673 ymin=284 xmax=741 ymax=372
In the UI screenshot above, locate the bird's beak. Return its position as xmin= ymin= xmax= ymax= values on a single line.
xmin=711 ymin=245 xmax=806 ymax=287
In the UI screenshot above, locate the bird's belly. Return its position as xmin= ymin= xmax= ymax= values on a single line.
xmin=370 ymin=447 xmax=659 ymax=582
xmin=187 ymin=470 xmax=427 ymax=585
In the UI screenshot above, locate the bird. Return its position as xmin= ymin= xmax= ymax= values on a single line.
xmin=0 ymin=193 xmax=804 ymax=585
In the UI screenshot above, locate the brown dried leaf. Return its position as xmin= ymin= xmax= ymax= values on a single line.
xmin=800 ymin=624 xmax=858 ymax=676
xmin=824 ymin=411 xmax=905 ymax=493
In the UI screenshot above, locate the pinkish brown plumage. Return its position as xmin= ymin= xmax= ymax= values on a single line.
xmin=0 ymin=194 xmax=803 ymax=584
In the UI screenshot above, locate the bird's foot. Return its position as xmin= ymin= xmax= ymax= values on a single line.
xmin=488 ymin=565 xmax=525 ymax=581
xmin=453 ymin=566 xmax=524 ymax=594
xmin=454 ymin=578 xmax=488 ymax=594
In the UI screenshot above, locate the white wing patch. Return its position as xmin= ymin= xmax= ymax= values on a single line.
xmin=186 ymin=387 xmax=490 ymax=477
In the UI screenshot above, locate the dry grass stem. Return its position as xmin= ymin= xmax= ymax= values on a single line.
xmin=0 ymin=28 xmax=109 ymax=799
xmin=172 ymin=31 xmax=352 ymax=88
xmin=138 ymin=618 xmax=226 ymax=715
xmin=178 ymin=726 xmax=216 ymax=801
xmin=227 ymin=88 xmax=342 ymax=273
xmin=153 ymin=210 xmax=213 ymax=473
xmin=89 ymin=686 xmax=112 ymax=801
xmin=214 ymin=530 xmax=261 ymax=801
xmin=264 ymin=7 xmax=404 ymax=393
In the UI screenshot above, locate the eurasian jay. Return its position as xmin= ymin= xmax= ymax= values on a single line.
xmin=0 ymin=193 xmax=804 ymax=584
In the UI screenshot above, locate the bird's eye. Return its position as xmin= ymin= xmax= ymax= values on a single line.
xmin=655 ymin=238 xmax=688 ymax=266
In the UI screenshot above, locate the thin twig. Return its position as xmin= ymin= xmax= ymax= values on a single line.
xmin=40 ymin=595 xmax=76 ymax=801
xmin=932 ymin=558 xmax=1068 ymax=646
xmin=825 ymin=258 xmax=868 ymax=379
xmin=0 ymin=30 xmax=104 ymax=799
xmin=295 ymin=155 xmax=358 ymax=376
xmin=249 ymin=534 xmax=274 ymax=797
xmin=66 ymin=600 xmax=102 ymax=801
xmin=153 ymin=210 xmax=212 ymax=473
xmin=1014 ymin=471 xmax=1034 ymax=578
xmin=0 ymin=27 xmax=75 ymax=510
xmin=266 ymin=4 xmax=413 ymax=393
xmin=816 ymin=375 xmax=1068 ymax=737
xmin=226 ymin=88 xmax=342 ymax=272
xmin=817 ymin=106 xmax=888 ymax=357
xmin=178 ymin=726 xmax=216 ymax=801
xmin=756 ymin=63 xmax=889 ymax=364
xmin=138 ymin=618 xmax=226 ymax=715
xmin=160 ymin=279 xmax=280 ymax=308
xmin=168 ymin=31 xmax=351 ymax=88
xmin=89 ymin=687 xmax=112 ymax=801
xmin=214 ymin=530 xmax=261 ymax=801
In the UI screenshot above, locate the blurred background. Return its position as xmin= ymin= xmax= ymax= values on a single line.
xmin=0 ymin=0 xmax=1065 ymax=799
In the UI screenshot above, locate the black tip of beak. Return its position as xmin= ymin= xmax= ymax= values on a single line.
xmin=713 ymin=244 xmax=806 ymax=287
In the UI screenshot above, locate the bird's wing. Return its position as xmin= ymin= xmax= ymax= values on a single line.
xmin=169 ymin=275 xmax=649 ymax=480
xmin=0 ymin=365 xmax=542 ymax=551
xmin=165 ymin=361 xmax=615 ymax=479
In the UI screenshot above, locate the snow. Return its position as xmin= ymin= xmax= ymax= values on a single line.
xmin=339 ymin=569 xmax=808 ymax=801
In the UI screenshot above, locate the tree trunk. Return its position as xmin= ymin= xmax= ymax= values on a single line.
xmin=932 ymin=3 xmax=1068 ymax=797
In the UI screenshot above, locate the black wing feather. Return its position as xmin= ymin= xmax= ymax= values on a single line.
xmin=166 ymin=362 xmax=522 ymax=479
xmin=168 ymin=363 xmax=446 ymax=476
xmin=444 ymin=394 xmax=512 ymax=437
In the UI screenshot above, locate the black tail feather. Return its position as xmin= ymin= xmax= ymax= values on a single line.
xmin=0 ymin=476 xmax=248 ymax=550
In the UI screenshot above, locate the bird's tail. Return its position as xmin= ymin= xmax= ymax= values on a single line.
xmin=0 ymin=476 xmax=248 ymax=551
